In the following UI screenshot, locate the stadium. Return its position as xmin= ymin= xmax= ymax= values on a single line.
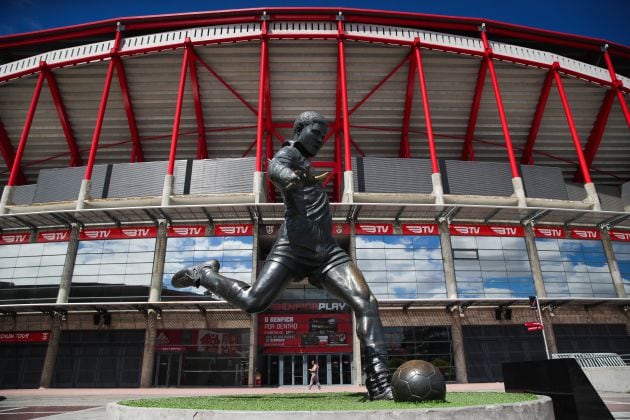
xmin=0 ymin=7 xmax=629 ymax=389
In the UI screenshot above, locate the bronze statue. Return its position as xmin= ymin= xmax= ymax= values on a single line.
xmin=172 ymin=111 xmax=393 ymax=400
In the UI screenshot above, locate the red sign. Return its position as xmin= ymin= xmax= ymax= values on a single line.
xmin=609 ymin=230 xmax=630 ymax=242
xmin=37 ymin=230 xmax=71 ymax=243
xmin=267 ymin=301 xmax=350 ymax=313
xmin=533 ymin=226 xmax=565 ymax=238
xmin=449 ymin=224 xmax=524 ymax=237
xmin=356 ymin=223 xmax=393 ymax=235
xmin=258 ymin=313 xmax=352 ymax=354
xmin=167 ymin=225 xmax=206 ymax=237
xmin=333 ymin=223 xmax=351 ymax=235
xmin=214 ymin=224 xmax=253 ymax=236
xmin=155 ymin=329 xmax=242 ymax=354
xmin=569 ymin=228 xmax=601 ymax=240
xmin=0 ymin=232 xmax=31 ymax=245
xmin=0 ymin=331 xmax=50 ymax=343
xmin=80 ymin=226 xmax=157 ymax=240
xmin=402 ymin=224 xmax=439 ymax=235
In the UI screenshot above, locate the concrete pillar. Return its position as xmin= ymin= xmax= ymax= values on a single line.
xmin=349 ymin=224 xmax=363 ymax=385
xmin=75 ymin=179 xmax=91 ymax=210
xmin=39 ymin=314 xmax=62 ymax=388
xmin=432 ymin=172 xmax=445 ymax=206
xmin=0 ymin=185 xmax=14 ymax=215
xmin=584 ymin=182 xmax=602 ymax=211
xmin=56 ymin=224 xmax=81 ymax=304
xmin=449 ymin=311 xmax=468 ymax=384
xmin=248 ymin=222 xmax=260 ymax=386
xmin=161 ymin=174 xmax=173 ymax=207
xmin=601 ymin=229 xmax=627 ymax=298
xmin=148 ymin=220 xmax=168 ymax=303
xmin=342 ymin=170 xmax=354 ymax=204
xmin=439 ymin=221 xmax=457 ymax=299
xmin=140 ymin=309 xmax=158 ymax=387
xmin=253 ymin=171 xmax=265 ymax=204
xmin=524 ymin=224 xmax=546 ymax=298
xmin=541 ymin=310 xmax=558 ymax=355
xmin=512 ymin=176 xmax=527 ymax=208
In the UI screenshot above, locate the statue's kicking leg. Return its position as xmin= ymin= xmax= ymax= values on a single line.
xmin=172 ymin=260 xmax=294 ymax=313
xmin=323 ymin=262 xmax=393 ymax=400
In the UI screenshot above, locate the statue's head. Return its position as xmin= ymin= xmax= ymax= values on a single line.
xmin=293 ymin=111 xmax=328 ymax=157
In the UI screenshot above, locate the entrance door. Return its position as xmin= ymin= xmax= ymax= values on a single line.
xmin=154 ymin=353 xmax=182 ymax=386
xmin=264 ymin=354 xmax=352 ymax=386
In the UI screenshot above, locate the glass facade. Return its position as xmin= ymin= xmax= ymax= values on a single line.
xmin=0 ymin=241 xmax=68 ymax=304
xmin=452 ymin=236 xmax=535 ymax=298
xmin=162 ymin=236 xmax=254 ymax=300
xmin=612 ymin=242 xmax=630 ymax=295
xmin=384 ymin=326 xmax=455 ymax=381
xmin=536 ymin=238 xmax=615 ymax=297
xmin=71 ymin=238 xmax=155 ymax=302
xmin=356 ymin=235 xmax=446 ymax=299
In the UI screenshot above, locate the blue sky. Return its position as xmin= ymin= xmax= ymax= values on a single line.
xmin=2 ymin=0 xmax=629 ymax=47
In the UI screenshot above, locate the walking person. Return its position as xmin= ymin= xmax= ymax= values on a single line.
xmin=308 ymin=359 xmax=321 ymax=390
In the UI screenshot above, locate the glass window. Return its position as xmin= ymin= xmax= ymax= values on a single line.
xmin=452 ymin=235 xmax=534 ymax=298
xmin=0 ymin=241 xmax=69 ymax=304
xmin=612 ymin=242 xmax=630 ymax=295
xmin=537 ymin=238 xmax=615 ymax=298
xmin=356 ymin=235 xmax=445 ymax=300
xmin=162 ymin=236 xmax=253 ymax=301
xmin=70 ymin=238 xmax=156 ymax=302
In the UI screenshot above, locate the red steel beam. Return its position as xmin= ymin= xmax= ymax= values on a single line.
xmin=167 ymin=40 xmax=191 ymax=176
xmin=187 ymin=52 xmax=208 ymax=160
xmin=263 ymin=39 xmax=276 ymax=203
xmin=573 ymin=88 xmax=616 ymax=182
xmin=333 ymin=53 xmax=343 ymax=202
xmin=255 ymin=19 xmax=269 ymax=173
xmin=481 ymin=28 xmax=520 ymax=178
xmin=520 ymin=65 xmax=556 ymax=165
xmin=400 ymin=55 xmax=415 ymax=158
xmin=8 ymin=70 xmax=45 ymax=186
xmin=603 ymin=49 xmax=630 ymax=131
xmin=0 ymin=119 xmax=26 ymax=185
xmin=460 ymin=58 xmax=488 ymax=161
xmin=41 ymin=65 xmax=82 ymax=167
xmin=337 ymin=19 xmax=352 ymax=172
xmin=84 ymin=32 xmax=122 ymax=181
xmin=413 ymin=39 xmax=439 ymax=174
xmin=112 ymin=56 xmax=144 ymax=162
xmin=553 ymin=67 xmax=592 ymax=184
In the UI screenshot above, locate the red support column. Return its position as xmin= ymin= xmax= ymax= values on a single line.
xmin=400 ymin=54 xmax=416 ymax=158
xmin=603 ymin=48 xmax=630 ymax=131
xmin=0 ymin=119 xmax=26 ymax=185
xmin=480 ymin=28 xmax=520 ymax=178
xmin=113 ymin=56 xmax=144 ymax=162
xmin=255 ymin=19 xmax=268 ymax=173
xmin=264 ymin=46 xmax=276 ymax=203
xmin=337 ymin=18 xmax=352 ymax=172
xmin=553 ymin=68 xmax=592 ymax=184
xmin=42 ymin=65 xmax=82 ymax=167
xmin=8 ymin=70 xmax=45 ymax=186
xmin=187 ymin=50 xmax=208 ymax=160
xmin=333 ymin=54 xmax=343 ymax=202
xmin=413 ymin=39 xmax=439 ymax=174
xmin=460 ymin=58 xmax=488 ymax=161
xmin=167 ymin=39 xmax=191 ymax=176
xmin=521 ymin=65 xmax=556 ymax=165
xmin=84 ymin=32 xmax=122 ymax=181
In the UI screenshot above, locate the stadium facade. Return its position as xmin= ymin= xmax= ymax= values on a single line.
xmin=0 ymin=7 xmax=629 ymax=389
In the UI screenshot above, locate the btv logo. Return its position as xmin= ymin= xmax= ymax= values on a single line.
xmin=172 ymin=226 xmax=203 ymax=236
xmin=536 ymin=227 xmax=563 ymax=238
xmin=84 ymin=230 xmax=111 ymax=239
xmin=490 ymin=226 xmax=517 ymax=236
xmin=404 ymin=225 xmax=436 ymax=234
xmin=1 ymin=234 xmax=29 ymax=243
xmin=217 ymin=225 xmax=251 ymax=235
xmin=612 ymin=231 xmax=630 ymax=241
xmin=573 ymin=229 xmax=598 ymax=239
xmin=122 ymin=228 xmax=152 ymax=238
xmin=41 ymin=231 xmax=69 ymax=241
xmin=358 ymin=224 xmax=392 ymax=234
xmin=453 ymin=226 xmax=480 ymax=235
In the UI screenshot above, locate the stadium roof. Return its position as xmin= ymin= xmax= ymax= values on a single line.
xmin=0 ymin=7 xmax=629 ymax=189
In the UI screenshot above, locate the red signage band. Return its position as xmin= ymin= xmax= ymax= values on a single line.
xmin=0 ymin=232 xmax=31 ymax=245
xmin=37 ymin=230 xmax=72 ymax=243
xmin=355 ymin=223 xmax=394 ymax=235
xmin=214 ymin=224 xmax=253 ymax=236
xmin=449 ymin=224 xmax=525 ymax=237
xmin=569 ymin=228 xmax=601 ymax=240
xmin=401 ymin=224 xmax=439 ymax=235
xmin=609 ymin=230 xmax=630 ymax=242
xmin=167 ymin=225 xmax=206 ymax=237
xmin=0 ymin=331 xmax=50 ymax=343
xmin=80 ymin=226 xmax=158 ymax=241
xmin=155 ymin=329 xmax=242 ymax=354
xmin=533 ymin=226 xmax=565 ymax=238
xmin=333 ymin=223 xmax=351 ymax=235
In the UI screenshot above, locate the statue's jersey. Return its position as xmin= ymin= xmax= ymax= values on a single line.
xmin=267 ymin=143 xmax=351 ymax=282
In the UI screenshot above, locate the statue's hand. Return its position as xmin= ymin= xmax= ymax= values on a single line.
xmin=313 ymin=172 xmax=330 ymax=183
xmin=284 ymin=169 xmax=306 ymax=190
